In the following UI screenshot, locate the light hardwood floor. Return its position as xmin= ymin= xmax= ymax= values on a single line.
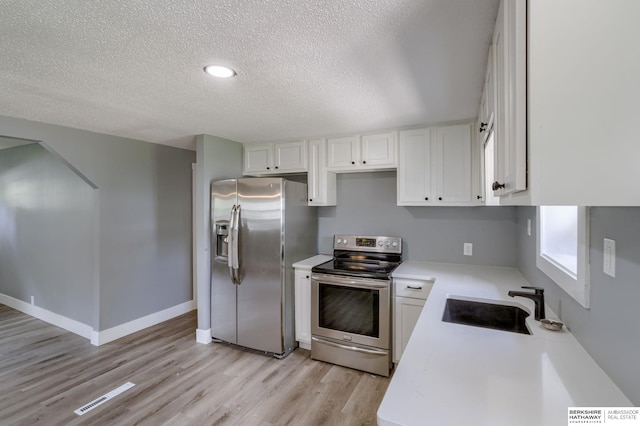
xmin=0 ymin=304 xmax=391 ymax=425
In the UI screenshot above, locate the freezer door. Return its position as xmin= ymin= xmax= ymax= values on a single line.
xmin=237 ymin=178 xmax=284 ymax=353
xmin=211 ymin=179 xmax=238 ymax=343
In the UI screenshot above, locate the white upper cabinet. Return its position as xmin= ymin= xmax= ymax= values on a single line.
xmin=397 ymin=128 xmax=433 ymax=205
xmin=484 ymin=0 xmax=640 ymax=205
xmin=361 ymin=132 xmax=397 ymax=167
xmin=243 ymin=141 xmax=307 ymax=175
xmin=274 ymin=141 xmax=307 ymax=172
xmin=524 ymin=0 xmax=640 ymax=205
xmin=434 ymin=124 xmax=475 ymax=204
xmin=490 ymin=0 xmax=527 ymax=197
xmin=307 ymin=139 xmax=336 ymax=206
xmin=243 ymin=144 xmax=272 ymax=174
xmin=327 ymin=132 xmax=397 ymax=171
xmin=326 ymin=136 xmax=358 ymax=169
xmin=398 ymin=123 xmax=480 ymax=206
xmin=478 ymin=45 xmax=495 ymax=143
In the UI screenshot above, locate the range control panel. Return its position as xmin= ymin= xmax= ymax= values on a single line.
xmin=333 ymin=235 xmax=402 ymax=254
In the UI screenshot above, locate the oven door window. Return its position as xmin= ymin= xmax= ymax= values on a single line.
xmin=318 ymin=283 xmax=379 ymax=338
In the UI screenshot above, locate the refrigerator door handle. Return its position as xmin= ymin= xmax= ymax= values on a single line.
xmin=228 ymin=205 xmax=238 ymax=284
xmin=230 ymin=204 xmax=241 ymax=284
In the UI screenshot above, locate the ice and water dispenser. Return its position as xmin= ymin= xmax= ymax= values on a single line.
xmin=215 ymin=221 xmax=229 ymax=259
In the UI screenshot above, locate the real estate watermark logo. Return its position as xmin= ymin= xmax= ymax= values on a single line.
xmin=568 ymin=408 xmax=640 ymax=425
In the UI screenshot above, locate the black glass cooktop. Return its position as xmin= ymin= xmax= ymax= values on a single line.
xmin=312 ymin=251 xmax=402 ymax=280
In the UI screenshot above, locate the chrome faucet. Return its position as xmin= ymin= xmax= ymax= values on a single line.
xmin=508 ymin=286 xmax=545 ymax=321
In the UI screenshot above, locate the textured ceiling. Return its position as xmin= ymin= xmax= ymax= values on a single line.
xmin=0 ymin=0 xmax=499 ymax=150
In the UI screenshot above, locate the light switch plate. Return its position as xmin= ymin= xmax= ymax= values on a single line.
xmin=463 ymin=243 xmax=473 ymax=256
xmin=603 ymin=238 xmax=616 ymax=277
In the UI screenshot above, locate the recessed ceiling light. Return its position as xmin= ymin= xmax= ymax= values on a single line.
xmin=204 ymin=65 xmax=236 ymax=78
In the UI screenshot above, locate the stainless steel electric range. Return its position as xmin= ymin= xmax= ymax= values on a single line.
xmin=310 ymin=235 xmax=402 ymax=376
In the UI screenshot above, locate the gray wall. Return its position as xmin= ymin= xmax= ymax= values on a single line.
xmin=516 ymin=206 xmax=640 ymax=405
xmin=318 ymin=172 xmax=518 ymax=265
xmin=194 ymin=134 xmax=243 ymax=332
xmin=0 ymin=115 xmax=195 ymax=331
xmin=0 ymin=143 xmax=96 ymax=325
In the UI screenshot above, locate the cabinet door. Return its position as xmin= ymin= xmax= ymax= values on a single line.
xmin=393 ymin=297 xmax=425 ymax=364
xmin=397 ymin=128 xmax=432 ymax=205
xmin=434 ymin=124 xmax=473 ymax=204
xmin=307 ymin=140 xmax=336 ymax=206
xmin=492 ymin=0 xmax=526 ymax=196
xmin=327 ymin=136 xmax=359 ymax=169
xmin=244 ymin=145 xmax=272 ymax=174
xmin=274 ymin=141 xmax=307 ymax=172
xmin=294 ymin=269 xmax=312 ymax=349
xmin=361 ymin=132 xmax=397 ymax=168
xmin=484 ymin=45 xmax=496 ymax=138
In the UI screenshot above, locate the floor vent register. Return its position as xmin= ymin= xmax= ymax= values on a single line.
xmin=74 ymin=382 xmax=135 ymax=416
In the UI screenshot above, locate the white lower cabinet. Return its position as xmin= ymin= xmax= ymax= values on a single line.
xmin=393 ymin=278 xmax=434 ymax=364
xmin=293 ymin=256 xmax=332 ymax=350
xmin=294 ymin=268 xmax=312 ymax=349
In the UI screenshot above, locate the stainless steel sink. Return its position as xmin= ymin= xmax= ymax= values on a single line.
xmin=442 ymin=297 xmax=532 ymax=335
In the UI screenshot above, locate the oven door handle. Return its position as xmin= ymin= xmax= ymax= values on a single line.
xmin=311 ymin=337 xmax=388 ymax=355
xmin=311 ymin=274 xmax=388 ymax=289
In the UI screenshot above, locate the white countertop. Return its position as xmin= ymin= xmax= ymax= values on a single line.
xmin=292 ymin=254 xmax=332 ymax=269
xmin=378 ymin=261 xmax=632 ymax=426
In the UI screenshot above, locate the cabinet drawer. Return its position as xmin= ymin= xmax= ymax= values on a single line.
xmin=394 ymin=279 xmax=434 ymax=300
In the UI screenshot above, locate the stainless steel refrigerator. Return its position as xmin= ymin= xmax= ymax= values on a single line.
xmin=210 ymin=177 xmax=317 ymax=357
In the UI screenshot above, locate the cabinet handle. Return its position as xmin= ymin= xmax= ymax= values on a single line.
xmin=266 ymin=167 xmax=270 ymax=170
xmin=477 ymin=195 xmax=482 ymax=200
xmin=306 ymin=275 xmax=309 ymax=279
xmin=309 ymin=198 xmax=313 ymax=202
xmin=275 ymin=166 xmax=279 ymax=169
xmin=351 ymin=161 xmax=355 ymax=165
xmin=424 ymin=197 xmax=429 ymax=201
xmin=407 ymin=285 xmax=423 ymax=290
xmin=438 ymin=197 xmax=443 ymax=201
xmin=492 ymin=181 xmax=506 ymax=191
xmin=362 ymin=160 xmax=367 ymax=164
xmin=479 ymin=122 xmax=488 ymax=132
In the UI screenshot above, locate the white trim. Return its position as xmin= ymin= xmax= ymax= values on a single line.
xmin=192 ymin=163 xmax=198 ymax=306
xmin=1 ymin=293 xmax=196 ymax=346
xmin=0 ymin=293 xmax=93 ymax=339
xmin=298 ymin=342 xmax=311 ymax=350
xmin=196 ymin=328 xmax=212 ymax=344
xmin=92 ymin=300 xmax=196 ymax=346
xmin=536 ymin=206 xmax=590 ymax=308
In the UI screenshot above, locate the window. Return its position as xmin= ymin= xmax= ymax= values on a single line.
xmin=536 ymin=206 xmax=590 ymax=308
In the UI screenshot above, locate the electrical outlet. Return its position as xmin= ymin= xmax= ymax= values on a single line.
xmin=463 ymin=243 xmax=473 ymax=256
xmin=604 ymin=238 xmax=616 ymax=277
xmin=31 ymin=296 xmax=34 ymax=305
xmin=527 ymin=219 xmax=531 ymax=236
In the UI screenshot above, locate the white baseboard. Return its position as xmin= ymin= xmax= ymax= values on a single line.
xmin=92 ymin=300 xmax=196 ymax=346
xmin=0 ymin=293 xmax=93 ymax=339
xmin=299 ymin=341 xmax=310 ymax=350
xmin=196 ymin=328 xmax=212 ymax=344
xmin=0 ymin=293 xmax=195 ymax=346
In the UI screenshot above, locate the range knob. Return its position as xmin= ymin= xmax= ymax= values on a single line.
xmin=378 ymin=241 xmax=384 ymax=247
xmin=391 ymin=241 xmax=398 ymax=248
xmin=384 ymin=241 xmax=391 ymax=247
xmin=336 ymin=238 xmax=343 ymax=244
